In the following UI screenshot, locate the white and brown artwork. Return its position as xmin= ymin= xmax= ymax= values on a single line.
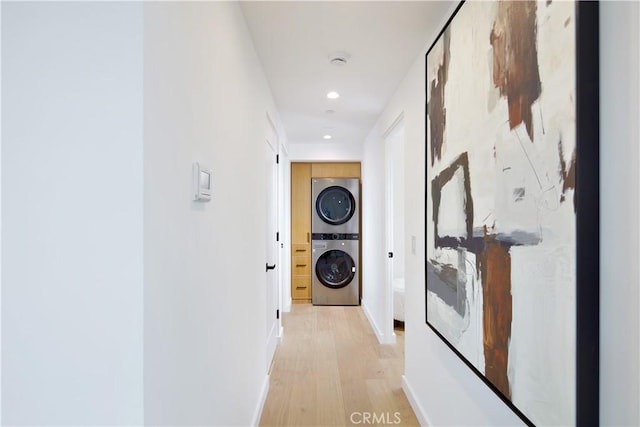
xmin=425 ymin=1 xmax=599 ymax=425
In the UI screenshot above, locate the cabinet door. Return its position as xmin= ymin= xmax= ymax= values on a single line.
xmin=292 ymin=256 xmax=311 ymax=276
xmin=291 ymin=163 xmax=311 ymax=245
xmin=292 ymin=276 xmax=311 ymax=299
xmin=310 ymin=162 xmax=361 ymax=178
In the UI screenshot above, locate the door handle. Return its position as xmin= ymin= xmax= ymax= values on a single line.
xmin=388 ymin=252 xmax=394 ymax=258
xmin=266 ymin=263 xmax=277 ymax=272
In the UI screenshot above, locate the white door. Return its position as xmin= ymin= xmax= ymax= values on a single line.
xmin=385 ymin=118 xmax=406 ymax=336
xmin=265 ymin=138 xmax=279 ymax=369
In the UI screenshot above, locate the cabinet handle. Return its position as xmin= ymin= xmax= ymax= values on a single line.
xmin=296 ymin=264 xmax=307 ymax=267
xmin=295 ymin=248 xmax=306 ymax=252
xmin=296 ymin=286 xmax=307 ymax=289
xmin=307 ymin=232 xmax=310 ymax=243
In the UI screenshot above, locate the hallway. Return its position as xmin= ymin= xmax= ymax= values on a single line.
xmin=2 ymin=2 xmax=639 ymax=425
xmin=260 ymin=305 xmax=418 ymax=426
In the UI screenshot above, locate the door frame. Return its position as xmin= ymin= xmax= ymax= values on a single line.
xmin=278 ymin=145 xmax=291 ymax=314
xmin=383 ymin=113 xmax=405 ymax=342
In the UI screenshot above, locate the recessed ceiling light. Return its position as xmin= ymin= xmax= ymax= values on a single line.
xmin=327 ymin=91 xmax=340 ymax=99
xmin=323 ymin=135 xmax=332 ymax=140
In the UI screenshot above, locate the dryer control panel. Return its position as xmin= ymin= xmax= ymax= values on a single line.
xmin=311 ymin=233 xmax=359 ymax=241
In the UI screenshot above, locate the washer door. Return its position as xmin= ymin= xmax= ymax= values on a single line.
xmin=315 ymin=249 xmax=356 ymax=289
xmin=315 ymin=186 xmax=356 ymax=226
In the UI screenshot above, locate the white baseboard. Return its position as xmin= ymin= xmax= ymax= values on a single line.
xmin=283 ymin=297 xmax=292 ymax=313
xmin=277 ymin=325 xmax=284 ymax=342
xmin=266 ymin=321 xmax=278 ymax=367
xmin=361 ymin=300 xmax=384 ymax=343
xmin=361 ymin=300 xmax=395 ymax=344
xmin=251 ymin=374 xmax=270 ymax=427
xmin=402 ymin=375 xmax=432 ymax=427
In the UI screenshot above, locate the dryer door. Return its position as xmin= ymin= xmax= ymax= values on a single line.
xmin=315 ymin=249 xmax=356 ymax=289
xmin=315 ymin=186 xmax=356 ymax=226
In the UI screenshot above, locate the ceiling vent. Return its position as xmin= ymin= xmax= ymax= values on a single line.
xmin=329 ymin=51 xmax=350 ymax=66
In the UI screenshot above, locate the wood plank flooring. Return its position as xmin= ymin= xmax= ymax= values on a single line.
xmin=259 ymin=304 xmax=419 ymax=427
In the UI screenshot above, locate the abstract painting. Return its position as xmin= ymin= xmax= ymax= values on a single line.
xmin=425 ymin=1 xmax=599 ymax=425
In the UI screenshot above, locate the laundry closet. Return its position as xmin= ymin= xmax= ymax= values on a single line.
xmin=290 ymin=162 xmax=361 ymax=305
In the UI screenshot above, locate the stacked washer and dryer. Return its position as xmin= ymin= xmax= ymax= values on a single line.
xmin=311 ymin=178 xmax=360 ymax=306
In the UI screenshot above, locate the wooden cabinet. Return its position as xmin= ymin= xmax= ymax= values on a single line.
xmin=290 ymin=162 xmax=362 ymax=303
xmin=291 ymin=163 xmax=311 ymax=302
xmin=311 ymin=162 xmax=360 ymax=178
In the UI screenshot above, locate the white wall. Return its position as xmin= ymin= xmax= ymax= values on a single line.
xmin=1 ymin=3 xmax=144 ymax=425
xmin=143 ymin=3 xmax=281 ymax=425
xmin=0 ymin=3 xmax=4 ymax=422
xmin=362 ymin=122 xmax=393 ymax=343
xmin=2 ymin=2 xmax=284 ymax=425
xmin=599 ymin=2 xmax=640 ymax=425
xmin=364 ymin=1 xmax=640 ymax=425
xmin=287 ymin=142 xmax=362 ymax=162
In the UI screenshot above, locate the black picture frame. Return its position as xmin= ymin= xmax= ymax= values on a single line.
xmin=424 ymin=1 xmax=599 ymax=425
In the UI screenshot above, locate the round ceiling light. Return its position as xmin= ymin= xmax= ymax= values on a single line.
xmin=323 ymin=135 xmax=332 ymax=140
xmin=327 ymin=91 xmax=340 ymax=99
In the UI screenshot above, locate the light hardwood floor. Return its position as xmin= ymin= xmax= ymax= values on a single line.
xmin=259 ymin=304 xmax=419 ymax=427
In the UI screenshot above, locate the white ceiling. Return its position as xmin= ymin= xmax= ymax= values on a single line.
xmin=240 ymin=1 xmax=455 ymax=146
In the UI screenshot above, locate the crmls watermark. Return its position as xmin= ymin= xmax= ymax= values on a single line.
xmin=350 ymin=411 xmax=402 ymax=425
